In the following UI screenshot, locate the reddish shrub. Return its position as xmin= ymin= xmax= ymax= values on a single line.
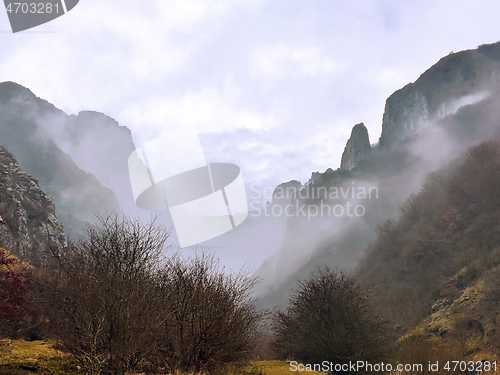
xmin=0 ymin=248 xmax=37 ymax=336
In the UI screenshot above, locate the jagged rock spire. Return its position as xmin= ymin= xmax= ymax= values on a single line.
xmin=340 ymin=123 xmax=371 ymax=170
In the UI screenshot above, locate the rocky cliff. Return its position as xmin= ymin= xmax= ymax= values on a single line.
xmin=271 ymin=180 xmax=302 ymax=206
xmin=0 ymin=147 xmax=66 ymax=265
xmin=340 ymin=122 xmax=371 ymax=170
xmin=379 ymin=42 xmax=500 ymax=147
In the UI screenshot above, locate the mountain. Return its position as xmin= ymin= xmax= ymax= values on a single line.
xmin=0 ymin=146 xmax=66 ymax=266
xmin=255 ymin=41 xmax=500 ymax=309
xmin=0 ymin=81 xmax=290 ymax=270
xmin=0 ymin=82 xmax=121 ymax=238
xmin=270 ymin=180 xmax=302 ymax=206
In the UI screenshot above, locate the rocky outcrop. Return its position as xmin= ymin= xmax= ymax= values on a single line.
xmin=310 ymin=172 xmax=321 ymax=182
xmin=378 ymin=85 xmax=430 ymax=148
xmin=0 ymin=147 xmax=66 ymax=265
xmin=340 ymin=123 xmax=371 ymax=170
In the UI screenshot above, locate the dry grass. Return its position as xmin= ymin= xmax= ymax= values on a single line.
xmin=0 ymin=339 xmax=79 ymax=374
xmin=1 ymin=341 xmax=321 ymax=375
xmin=230 ymin=360 xmax=324 ymax=375
xmin=0 ymin=339 xmax=68 ymax=364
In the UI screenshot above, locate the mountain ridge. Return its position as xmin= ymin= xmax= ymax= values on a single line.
xmin=255 ymin=40 xmax=500 ymax=309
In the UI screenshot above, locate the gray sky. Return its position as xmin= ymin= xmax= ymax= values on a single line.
xmin=1 ymin=0 xmax=500 ymax=203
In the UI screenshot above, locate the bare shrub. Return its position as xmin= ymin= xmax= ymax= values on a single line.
xmin=273 ymin=268 xmax=391 ymax=371
xmin=155 ymin=252 xmax=262 ymax=373
xmin=0 ymin=248 xmax=38 ymax=338
xmin=38 ymin=214 xmax=262 ymax=374
xmin=41 ymin=214 xmax=171 ymax=375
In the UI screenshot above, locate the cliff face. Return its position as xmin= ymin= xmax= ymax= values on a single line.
xmin=0 ymin=147 xmax=66 ymax=265
xmin=379 ymin=42 xmax=500 ymax=147
xmin=340 ymin=123 xmax=371 ymax=170
xmin=0 ymin=82 xmax=121 ymax=238
xmin=378 ymin=85 xmax=430 ymax=147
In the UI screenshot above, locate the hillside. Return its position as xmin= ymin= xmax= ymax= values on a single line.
xmin=358 ymin=139 xmax=500 ymax=356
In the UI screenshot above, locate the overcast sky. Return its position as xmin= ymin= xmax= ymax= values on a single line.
xmin=1 ymin=0 xmax=500 ymax=201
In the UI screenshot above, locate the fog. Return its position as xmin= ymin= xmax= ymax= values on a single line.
xmin=2 ymin=62 xmax=500 ymax=302
xmin=3 ymin=71 xmax=496 ymax=293
xmin=2 ymin=2 xmax=500 ymax=306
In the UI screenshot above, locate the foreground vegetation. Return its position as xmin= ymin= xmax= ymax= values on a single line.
xmin=1 ymin=215 xmax=262 ymax=374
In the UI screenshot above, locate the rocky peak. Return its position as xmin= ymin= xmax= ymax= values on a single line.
xmin=340 ymin=123 xmax=371 ymax=170
xmin=307 ymin=172 xmax=321 ymax=184
xmin=52 ymin=110 xmax=137 ymax=214
xmin=0 ymin=147 xmax=66 ymax=266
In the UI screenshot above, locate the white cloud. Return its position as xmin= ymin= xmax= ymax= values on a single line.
xmin=250 ymin=44 xmax=345 ymax=82
xmin=119 ymin=78 xmax=283 ymax=145
xmin=0 ymin=0 xmax=237 ymax=114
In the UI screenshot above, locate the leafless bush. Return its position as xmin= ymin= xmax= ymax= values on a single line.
xmin=155 ymin=252 xmax=262 ymax=373
xmin=273 ymin=268 xmax=391 ymax=372
xmin=40 ymin=214 xmax=171 ymax=375
xmin=37 ymin=214 xmax=262 ymax=374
